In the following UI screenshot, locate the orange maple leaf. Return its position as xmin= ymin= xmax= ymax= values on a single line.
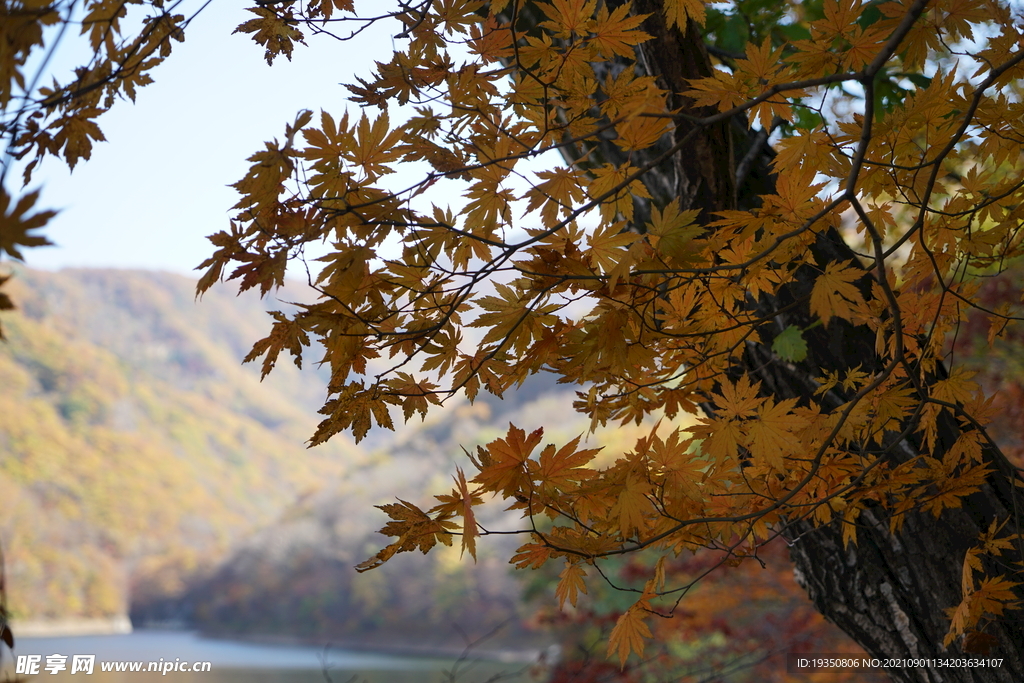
xmin=472 ymin=424 xmax=544 ymax=497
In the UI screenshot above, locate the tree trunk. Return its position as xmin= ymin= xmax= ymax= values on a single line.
xmin=610 ymin=3 xmax=1024 ymax=680
xmin=786 ymin=494 xmax=1024 ymax=683
xmin=742 ymin=233 xmax=1024 ymax=682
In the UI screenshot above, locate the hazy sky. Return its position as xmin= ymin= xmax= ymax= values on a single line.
xmin=18 ymin=1 xmax=403 ymax=277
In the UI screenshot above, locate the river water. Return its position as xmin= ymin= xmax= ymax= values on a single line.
xmin=4 ymin=631 xmax=542 ymax=683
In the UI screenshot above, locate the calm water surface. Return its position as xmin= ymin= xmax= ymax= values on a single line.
xmin=4 ymin=631 xmax=540 ymax=683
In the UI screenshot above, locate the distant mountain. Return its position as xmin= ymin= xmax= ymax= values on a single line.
xmin=0 ymin=266 xmax=628 ymax=652
xmin=0 ymin=267 xmax=361 ymax=621
xmin=166 ymin=373 xmax=590 ymax=652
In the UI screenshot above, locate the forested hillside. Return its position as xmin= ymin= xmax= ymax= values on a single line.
xmin=0 ymin=267 xmax=358 ymax=620
xmin=0 ymin=267 xmax=588 ymax=648
xmin=160 ymin=377 xmax=592 ymax=652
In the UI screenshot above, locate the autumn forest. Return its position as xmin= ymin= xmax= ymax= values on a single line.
xmin=4 ymin=0 xmax=1024 ymax=681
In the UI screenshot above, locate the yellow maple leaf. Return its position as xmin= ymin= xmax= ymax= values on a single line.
xmin=607 ymin=600 xmax=652 ymax=666
xmin=590 ymin=3 xmax=652 ymax=58
xmin=556 ymin=561 xmax=588 ymax=609
xmin=0 ymin=189 xmax=56 ymax=261
xmin=613 ymin=475 xmax=652 ymax=538
xmin=712 ymin=375 xmax=765 ymax=420
xmin=685 ymin=70 xmax=748 ymax=112
xmin=587 ymin=221 xmax=641 ymax=275
xmin=355 ymin=499 xmax=458 ymax=572
xmin=455 ymin=467 xmax=479 ymax=560
xmin=469 ymin=14 xmax=517 ymax=62
xmin=312 ymin=382 xmax=395 ymax=445
xmin=523 ymin=166 xmax=587 ymax=226
xmin=318 ymin=0 xmax=353 ymax=21
xmin=243 ymin=310 xmax=309 ymax=379
xmin=538 ymin=0 xmax=598 ymax=38
xmin=347 ymin=111 xmax=404 ymax=181
xmin=588 ymin=163 xmax=651 ymax=222
xmin=50 ymin=108 xmax=107 ymax=170
xmin=663 ymin=0 xmax=706 ymax=30
xmin=535 ymin=436 xmax=600 ymax=494
xmin=810 ymin=261 xmax=865 ymax=326
xmin=746 ymin=398 xmax=806 ymax=471
xmin=233 ymin=7 xmax=306 ymax=65
xmin=511 ymin=540 xmax=554 ymax=569
xmin=688 ymin=416 xmax=744 ymax=464
xmin=470 ymin=282 xmax=559 ymax=354
xmin=930 ymin=367 xmax=979 ymax=406
xmin=653 ymin=556 xmax=667 ymax=592
xmin=841 ymin=504 xmax=860 ymax=548
xmin=614 ymin=106 xmax=672 ymax=151
xmin=646 ymin=200 xmax=703 ymax=261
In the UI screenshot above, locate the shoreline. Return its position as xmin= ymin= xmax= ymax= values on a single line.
xmin=193 ymin=629 xmax=556 ymax=664
xmin=8 ymin=616 xmax=133 ymax=638
xmin=11 ymin=622 xmax=556 ymax=666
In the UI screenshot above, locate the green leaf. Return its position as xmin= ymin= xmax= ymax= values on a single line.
xmin=856 ymin=0 xmax=885 ymax=29
xmin=772 ymin=325 xmax=808 ymax=362
xmin=792 ymin=106 xmax=824 ymax=132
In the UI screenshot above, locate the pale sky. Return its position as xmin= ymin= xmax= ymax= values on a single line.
xmin=17 ymin=0 xmax=405 ymax=277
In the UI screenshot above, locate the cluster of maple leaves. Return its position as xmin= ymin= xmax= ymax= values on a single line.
xmin=4 ymin=0 xmax=1024 ymax=666
xmin=535 ymin=538 xmax=893 ymax=682
xmin=201 ymin=0 xmax=1024 ymax=662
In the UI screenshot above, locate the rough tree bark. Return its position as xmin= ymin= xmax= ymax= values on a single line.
xmin=596 ymin=3 xmax=1024 ymax=681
